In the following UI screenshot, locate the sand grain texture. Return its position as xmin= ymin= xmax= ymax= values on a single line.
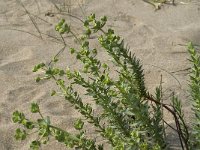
xmin=0 ymin=0 xmax=200 ymax=149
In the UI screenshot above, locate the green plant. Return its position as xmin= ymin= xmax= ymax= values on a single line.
xmin=187 ymin=43 xmax=200 ymax=149
xmin=12 ymin=14 xmax=200 ymax=150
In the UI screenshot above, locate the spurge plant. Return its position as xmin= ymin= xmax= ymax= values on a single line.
xmin=12 ymin=14 xmax=200 ymax=150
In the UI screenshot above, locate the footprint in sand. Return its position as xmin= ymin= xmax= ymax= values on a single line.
xmin=0 ymin=47 xmax=34 ymax=76
xmin=127 ymin=23 xmax=155 ymax=47
xmin=0 ymin=86 xmax=37 ymax=124
xmin=177 ymin=24 xmax=200 ymax=45
xmin=0 ymin=125 xmax=14 ymax=150
xmin=113 ymin=12 xmax=142 ymax=31
xmin=112 ymin=12 xmax=155 ymax=48
xmin=5 ymin=84 xmax=76 ymax=117
xmin=44 ymin=99 xmax=76 ymax=116
xmin=6 ymin=86 xmax=37 ymax=103
xmin=0 ymin=47 xmax=33 ymax=67
xmin=0 ymin=85 xmax=53 ymax=123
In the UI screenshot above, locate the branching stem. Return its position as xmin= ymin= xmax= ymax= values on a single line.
xmin=145 ymin=94 xmax=189 ymax=149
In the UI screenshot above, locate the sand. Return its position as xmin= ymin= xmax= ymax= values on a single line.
xmin=0 ymin=0 xmax=200 ymax=149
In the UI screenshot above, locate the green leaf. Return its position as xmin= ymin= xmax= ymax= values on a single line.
xmin=63 ymin=23 xmax=70 ymax=33
xmin=82 ymin=41 xmax=89 ymax=48
xmin=70 ymin=48 xmax=75 ymax=54
xmin=41 ymin=136 xmax=49 ymax=144
xmin=98 ymin=144 xmax=104 ymax=150
xmin=102 ymin=63 xmax=108 ymax=69
xmin=45 ymin=69 xmax=52 ymax=75
xmin=15 ymin=128 xmax=26 ymax=140
xmin=85 ymin=28 xmax=91 ymax=36
xmin=101 ymin=16 xmax=107 ymax=22
xmin=32 ymin=66 xmax=38 ymax=72
xmin=74 ymin=119 xmax=84 ymax=130
xmin=32 ymin=63 xmax=45 ymax=72
xmin=59 ymin=28 xmax=66 ymax=34
xmin=30 ymin=140 xmax=41 ymax=150
xmin=12 ymin=111 xmax=25 ymax=123
xmin=38 ymin=126 xmax=49 ymax=137
xmin=88 ymin=14 xmax=95 ymax=21
xmin=55 ymin=25 xmax=60 ymax=31
xmin=53 ymin=57 xmax=59 ymax=62
xmin=55 ymin=130 xmax=66 ymax=142
xmin=57 ymin=19 xmax=65 ymax=26
xmin=84 ymin=20 xmax=89 ymax=27
xmin=31 ymin=103 xmax=40 ymax=113
xmin=25 ymin=121 xmax=35 ymax=129
xmin=51 ymin=90 xmax=56 ymax=96
xmin=59 ymin=70 xmax=65 ymax=76
xmin=35 ymin=77 xmax=41 ymax=83
xmin=21 ymin=119 xmax=34 ymax=129
xmin=76 ymin=54 xmax=81 ymax=59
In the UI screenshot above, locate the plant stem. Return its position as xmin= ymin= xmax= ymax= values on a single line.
xmin=145 ymin=94 xmax=189 ymax=149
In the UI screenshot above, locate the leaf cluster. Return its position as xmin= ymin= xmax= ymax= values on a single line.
xmin=12 ymin=14 xmax=200 ymax=150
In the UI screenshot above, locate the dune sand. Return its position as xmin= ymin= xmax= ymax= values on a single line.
xmin=1 ymin=0 xmax=200 ymax=149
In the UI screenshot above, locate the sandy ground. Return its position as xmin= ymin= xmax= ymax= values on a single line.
xmin=1 ymin=0 xmax=200 ymax=149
